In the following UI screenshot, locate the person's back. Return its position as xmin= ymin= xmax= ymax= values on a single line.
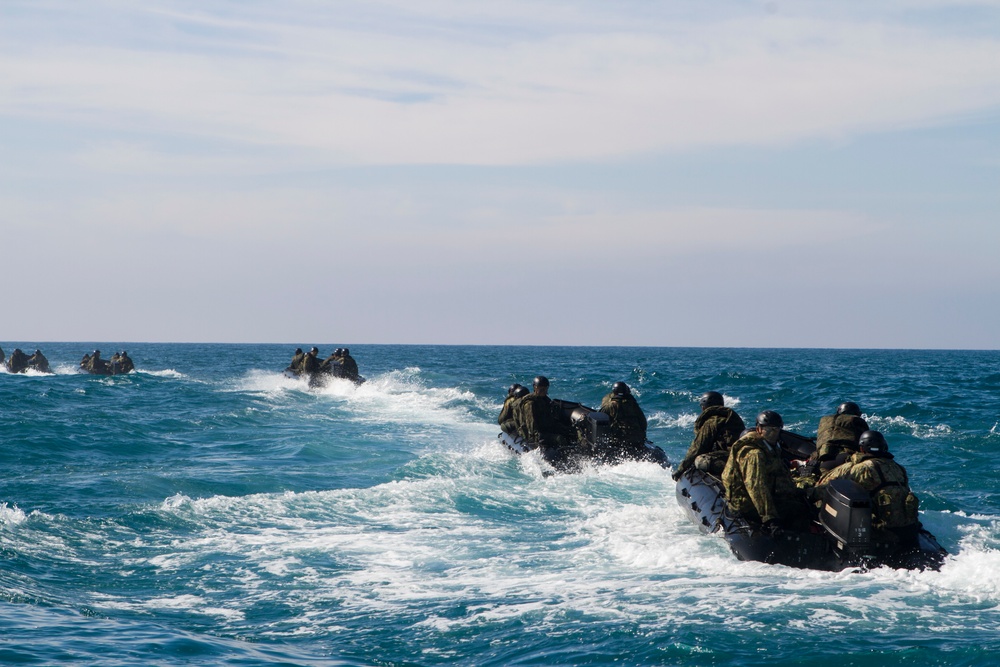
xmin=7 ymin=348 xmax=28 ymax=373
xmin=340 ymin=350 xmax=359 ymax=380
xmin=674 ymin=392 xmax=745 ymax=479
xmin=289 ymin=348 xmax=305 ymax=373
xmin=722 ymin=411 xmax=811 ymax=531
xmin=599 ymin=382 xmax=647 ymax=453
xmin=301 ymin=348 xmax=321 ymax=374
xmin=499 ymin=384 xmax=528 ymax=435
xmin=814 ymin=402 xmax=869 ymax=469
xmin=27 ymin=350 xmax=50 ymax=373
xmin=119 ymin=352 xmax=134 ymax=373
xmin=819 ymin=430 xmax=919 ymax=545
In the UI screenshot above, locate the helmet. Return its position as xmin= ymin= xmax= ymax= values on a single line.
xmin=342 ymin=348 xmax=349 ymax=355
xmin=756 ymin=410 xmax=784 ymax=428
xmin=533 ymin=375 xmax=549 ymax=388
xmin=93 ymin=350 xmax=101 ymax=356
xmin=837 ymin=402 xmax=862 ymax=417
xmin=513 ymin=386 xmax=529 ymax=398
xmin=699 ymin=391 xmax=724 ymax=410
xmin=34 ymin=350 xmax=41 ymax=355
xmin=508 ymin=383 xmax=523 ymax=396
xmin=858 ymin=430 xmax=888 ymax=454
xmin=294 ymin=348 xmax=303 ymax=354
xmin=612 ymin=381 xmax=630 ymax=397
xmin=310 ymin=347 xmax=319 ymax=354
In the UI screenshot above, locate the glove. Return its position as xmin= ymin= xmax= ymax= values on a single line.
xmin=671 ymin=468 xmax=683 ymax=482
xmin=798 ymin=461 xmax=819 ymax=479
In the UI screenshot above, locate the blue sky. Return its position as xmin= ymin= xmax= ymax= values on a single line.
xmin=1 ymin=1 xmax=998 ymax=348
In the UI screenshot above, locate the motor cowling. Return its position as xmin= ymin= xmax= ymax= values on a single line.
xmin=820 ymin=478 xmax=873 ymax=554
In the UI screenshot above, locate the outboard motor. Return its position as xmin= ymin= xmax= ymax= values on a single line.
xmin=820 ymin=478 xmax=873 ymax=559
xmin=571 ymin=407 xmax=611 ymax=449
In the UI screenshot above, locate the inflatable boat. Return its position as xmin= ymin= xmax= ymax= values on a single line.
xmin=674 ymin=431 xmax=947 ymax=571
xmin=498 ymin=398 xmax=669 ymax=472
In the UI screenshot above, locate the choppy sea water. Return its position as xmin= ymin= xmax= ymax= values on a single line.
xmin=2 ymin=343 xmax=999 ymax=666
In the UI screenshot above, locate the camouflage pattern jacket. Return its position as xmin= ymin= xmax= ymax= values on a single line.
xmin=818 ymin=452 xmax=919 ymax=530
xmin=676 ymin=406 xmax=745 ymax=476
xmin=813 ymin=414 xmax=869 ymax=462
xmin=599 ymin=393 xmax=648 ymax=444
xmin=722 ymin=431 xmax=802 ymax=525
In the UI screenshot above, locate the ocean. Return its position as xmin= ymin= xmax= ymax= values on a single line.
xmin=1 ymin=343 xmax=999 ymax=666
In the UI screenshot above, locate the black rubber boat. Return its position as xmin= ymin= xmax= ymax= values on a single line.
xmin=498 ymin=398 xmax=669 ymax=472
xmin=674 ymin=431 xmax=947 ymax=571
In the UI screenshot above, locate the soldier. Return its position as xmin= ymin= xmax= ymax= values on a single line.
xmin=499 ymin=384 xmax=529 ymax=435
xmin=301 ymin=347 xmax=321 ymax=374
xmin=517 ymin=376 xmax=576 ymax=462
xmin=6 ymin=348 xmax=28 ymax=373
xmin=817 ymin=430 xmax=921 ymax=547
xmin=802 ymin=402 xmax=870 ymax=477
xmin=722 ymin=410 xmax=813 ymax=533
xmin=0 ymin=346 xmax=4 ymax=365
xmin=288 ymin=348 xmax=305 ymax=373
xmin=339 ymin=347 xmax=360 ymax=382
xmin=599 ymin=381 xmax=648 ymax=459
xmin=27 ymin=349 xmax=50 ymax=373
xmin=88 ymin=349 xmax=108 ymax=374
xmin=673 ymin=391 xmax=745 ymax=480
xmin=118 ymin=351 xmax=135 ymax=374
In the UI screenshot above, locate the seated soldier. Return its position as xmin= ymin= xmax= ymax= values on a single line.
xmin=722 ymin=410 xmax=814 ymax=534
xmin=301 ymin=347 xmax=321 ymax=374
xmin=27 ymin=349 xmax=50 ymax=373
xmin=118 ymin=351 xmax=135 ymax=374
xmin=339 ymin=348 xmax=360 ymax=382
xmin=6 ymin=348 xmax=29 ymax=373
xmin=817 ymin=430 xmax=921 ymax=548
xmin=599 ymin=381 xmax=648 ymax=460
xmin=88 ymin=349 xmax=108 ymax=373
xmin=517 ymin=376 xmax=576 ymax=462
xmin=288 ymin=348 xmax=305 ymax=373
xmin=673 ymin=391 xmax=745 ymax=480
xmin=499 ymin=384 xmax=529 ymax=435
xmin=801 ymin=402 xmax=870 ymax=478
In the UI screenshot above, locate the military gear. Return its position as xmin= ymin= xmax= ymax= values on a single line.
xmin=819 ymin=449 xmax=919 ymax=537
xmin=612 ymin=382 xmax=631 ymax=397
xmin=533 ymin=376 xmax=549 ymax=388
xmin=499 ymin=390 xmax=528 ymax=435
xmin=699 ymin=391 xmax=725 ymax=410
xmin=756 ymin=410 xmax=784 ymax=428
xmin=519 ymin=392 xmax=573 ymax=446
xmin=722 ymin=431 xmax=811 ymax=528
xmin=813 ymin=412 xmax=870 ymax=463
xmin=858 ymin=430 xmax=888 ymax=455
xmin=508 ymin=383 xmax=523 ymax=396
xmin=599 ymin=390 xmax=648 ymax=457
xmin=675 ymin=405 xmax=746 ymax=478
xmin=837 ymin=402 xmax=862 ymax=417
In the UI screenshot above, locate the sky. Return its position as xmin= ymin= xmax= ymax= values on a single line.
xmin=1 ymin=0 xmax=999 ymax=348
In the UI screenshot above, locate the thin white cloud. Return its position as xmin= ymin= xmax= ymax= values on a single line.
xmin=3 ymin=3 xmax=1000 ymax=165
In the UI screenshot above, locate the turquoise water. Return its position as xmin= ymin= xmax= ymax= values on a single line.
xmin=2 ymin=343 xmax=999 ymax=666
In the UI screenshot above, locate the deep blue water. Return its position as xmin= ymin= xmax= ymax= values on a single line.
xmin=2 ymin=343 xmax=999 ymax=666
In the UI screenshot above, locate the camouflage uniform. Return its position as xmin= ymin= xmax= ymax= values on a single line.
xmin=675 ymin=406 xmax=745 ymax=478
xmin=599 ymin=392 xmax=648 ymax=454
xmin=813 ymin=413 xmax=869 ymax=467
xmin=301 ymin=350 xmax=321 ymax=374
xmin=518 ymin=393 xmax=573 ymax=447
xmin=289 ymin=350 xmax=305 ymax=373
xmin=818 ymin=451 xmax=920 ymax=544
xmin=498 ymin=394 xmax=523 ymax=435
xmin=722 ymin=431 xmax=811 ymax=528
xmin=340 ymin=353 xmax=360 ymax=382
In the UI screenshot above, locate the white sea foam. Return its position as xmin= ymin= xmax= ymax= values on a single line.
xmin=0 ymin=503 xmax=28 ymax=528
xmin=866 ymin=414 xmax=953 ymax=437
